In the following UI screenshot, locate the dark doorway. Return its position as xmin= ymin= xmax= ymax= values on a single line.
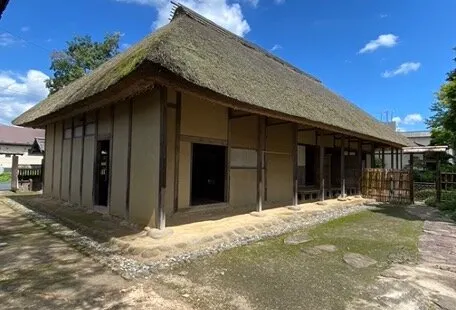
xmin=191 ymin=143 xmax=226 ymax=206
xmin=95 ymin=140 xmax=110 ymax=207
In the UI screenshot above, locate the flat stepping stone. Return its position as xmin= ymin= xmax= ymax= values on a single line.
xmin=314 ymin=244 xmax=337 ymax=252
xmin=343 ymin=252 xmax=377 ymax=268
xmin=284 ymin=232 xmax=312 ymax=245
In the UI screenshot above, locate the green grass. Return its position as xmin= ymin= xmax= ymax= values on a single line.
xmin=169 ymin=207 xmax=423 ymax=310
xmin=0 ymin=173 xmax=11 ymax=183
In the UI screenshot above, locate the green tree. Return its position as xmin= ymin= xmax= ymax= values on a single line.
xmin=427 ymin=48 xmax=456 ymax=154
xmin=46 ymin=33 xmax=121 ymax=94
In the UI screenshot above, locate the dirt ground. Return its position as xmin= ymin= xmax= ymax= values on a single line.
xmin=1 ymin=197 xmax=455 ymax=309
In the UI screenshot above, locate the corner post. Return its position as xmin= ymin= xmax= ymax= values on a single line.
xmin=11 ymin=155 xmax=19 ymax=192
xmin=357 ymin=140 xmax=362 ymax=194
xmin=157 ymin=86 xmax=167 ymax=230
xmin=381 ymin=147 xmax=385 ymax=168
xmin=395 ymin=148 xmax=399 ymax=169
xmin=257 ymin=115 xmax=266 ymax=212
xmin=341 ymin=137 xmax=346 ymax=197
xmin=390 ymin=147 xmax=394 ymax=170
xmin=292 ymin=123 xmax=298 ymax=206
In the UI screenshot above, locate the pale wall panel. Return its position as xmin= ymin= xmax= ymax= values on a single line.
xmin=231 ymin=116 xmax=257 ymax=149
xmin=229 ymin=169 xmax=256 ymax=206
xmin=110 ymin=102 xmax=130 ymax=218
xmin=178 ymin=141 xmax=191 ymax=208
xmin=70 ymin=138 xmax=82 ymax=205
xmin=266 ymin=124 xmax=293 ymax=203
xmin=181 ymin=93 xmax=227 ymax=140
xmin=44 ymin=124 xmax=55 ymax=196
xmin=129 ymin=91 xmax=160 ymax=226
xmin=98 ymin=106 xmax=112 ymax=137
xmin=61 ymin=139 xmax=71 ymax=201
xmin=81 ymin=136 xmax=95 ymax=208
xmin=52 ymin=122 xmax=63 ymax=198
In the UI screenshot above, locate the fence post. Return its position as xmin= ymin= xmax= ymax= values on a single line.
xmin=436 ymin=153 xmax=441 ymax=203
xmin=409 ymin=155 xmax=414 ymax=204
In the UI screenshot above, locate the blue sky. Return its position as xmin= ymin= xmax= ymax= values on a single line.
xmin=0 ymin=0 xmax=455 ymax=130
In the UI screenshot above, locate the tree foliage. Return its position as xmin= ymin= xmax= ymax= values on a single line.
xmin=46 ymin=33 xmax=121 ymax=94
xmin=427 ymin=48 xmax=456 ymax=153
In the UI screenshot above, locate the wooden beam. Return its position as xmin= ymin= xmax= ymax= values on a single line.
xmin=51 ymin=122 xmax=56 ymax=195
xmin=390 ymin=147 xmax=394 ymax=170
xmin=436 ymin=153 xmax=441 ymax=203
xmin=257 ymin=115 xmax=266 ymax=212
xmin=180 ymin=135 xmax=227 ymax=146
xmin=157 ymin=87 xmax=167 ymax=230
xmin=68 ymin=118 xmax=74 ymax=202
xmin=79 ymin=113 xmax=86 ymax=206
xmin=341 ymin=137 xmax=346 ymax=197
xmin=126 ymin=100 xmax=133 ymax=216
xmin=395 ymin=148 xmax=399 ymax=169
xmin=229 ymin=112 xmax=252 ymax=120
xmin=292 ymin=123 xmax=298 ymax=206
xmin=266 ymin=120 xmax=288 ymax=127
xmin=381 ymin=148 xmax=385 ymax=168
xmin=92 ymin=110 xmax=99 ymax=207
xmin=297 ymin=128 xmax=316 ymax=132
xmin=173 ymin=92 xmax=182 ymax=213
xmin=357 ymin=140 xmax=362 ymax=194
xmin=371 ymin=144 xmax=375 ymax=168
xmin=400 ymin=149 xmax=403 ymax=169
xmin=319 ymin=145 xmax=325 ymax=201
xmin=108 ymin=105 xmax=114 ymax=209
xmin=11 ymin=155 xmax=18 ymax=192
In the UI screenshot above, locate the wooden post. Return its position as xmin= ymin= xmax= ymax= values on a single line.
xmin=292 ymin=123 xmax=298 ymax=206
xmin=390 ymin=148 xmax=394 ymax=170
xmin=320 ymin=145 xmax=325 ymax=201
xmin=436 ymin=153 xmax=442 ymax=203
xmin=257 ymin=115 xmax=266 ymax=212
xmin=400 ymin=149 xmax=403 ymax=169
xmin=173 ymin=91 xmax=182 ymax=213
xmin=157 ymin=87 xmax=167 ymax=230
xmin=341 ymin=137 xmax=346 ymax=197
xmin=11 ymin=155 xmax=19 ymax=192
xmin=381 ymin=148 xmax=385 ymax=168
xmin=409 ymin=155 xmax=414 ymax=204
xmin=226 ymin=108 xmax=232 ymax=205
xmin=357 ymin=141 xmax=362 ymax=194
xmin=395 ymin=148 xmax=399 ymax=169
xmin=370 ymin=144 xmax=375 ymax=168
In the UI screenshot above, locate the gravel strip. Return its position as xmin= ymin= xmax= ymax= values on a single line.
xmin=3 ymin=198 xmax=378 ymax=279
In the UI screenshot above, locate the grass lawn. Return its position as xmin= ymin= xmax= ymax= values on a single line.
xmin=0 ymin=173 xmax=11 ymax=183
xmin=165 ymin=206 xmax=423 ymax=310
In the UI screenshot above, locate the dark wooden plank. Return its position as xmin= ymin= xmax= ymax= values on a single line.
xmin=257 ymin=115 xmax=265 ymax=212
xmin=79 ymin=113 xmax=86 ymax=206
xmin=173 ymin=91 xmax=182 ymax=213
xmin=341 ymin=137 xmax=346 ymax=197
xmin=409 ymin=155 xmax=414 ymax=204
xmin=381 ymin=148 xmax=385 ymax=168
xmin=126 ymin=100 xmax=133 ymax=215
xmin=225 ymin=108 xmax=232 ymax=204
xmin=436 ymin=153 xmax=441 ymax=203
xmin=320 ymin=145 xmax=325 ymax=201
xmin=357 ymin=140 xmax=362 ymax=194
xmin=68 ymin=118 xmax=74 ymax=202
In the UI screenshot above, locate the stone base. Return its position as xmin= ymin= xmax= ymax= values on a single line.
xmin=146 ymin=228 xmax=174 ymax=239
xmin=250 ymin=211 xmax=266 ymax=217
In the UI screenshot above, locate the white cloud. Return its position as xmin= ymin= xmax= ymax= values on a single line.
xmin=358 ymin=34 xmax=398 ymax=54
xmin=382 ymin=62 xmax=421 ymax=78
xmin=243 ymin=0 xmax=259 ymax=7
xmin=0 ymin=70 xmax=49 ymax=125
xmin=270 ymin=44 xmax=282 ymax=52
xmin=115 ymin=0 xmax=251 ymax=37
xmin=392 ymin=113 xmax=424 ymax=126
xmin=379 ymin=14 xmax=388 ymax=18
xmin=0 ymin=33 xmax=22 ymax=47
xmin=21 ymin=26 xmax=30 ymax=32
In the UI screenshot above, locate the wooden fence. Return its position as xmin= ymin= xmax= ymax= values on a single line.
xmin=361 ymin=168 xmax=411 ymax=203
xmin=18 ymin=166 xmax=43 ymax=191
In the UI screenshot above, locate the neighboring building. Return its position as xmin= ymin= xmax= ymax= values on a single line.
xmin=13 ymin=5 xmax=410 ymax=228
xmin=0 ymin=124 xmax=45 ymax=173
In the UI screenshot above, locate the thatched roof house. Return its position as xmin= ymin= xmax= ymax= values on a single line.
xmin=14 ymin=5 xmax=408 ymax=147
xmin=14 ymin=5 xmax=409 ymax=228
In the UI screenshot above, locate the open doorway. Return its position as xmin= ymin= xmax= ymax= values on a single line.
xmin=191 ymin=143 xmax=226 ymax=206
xmin=94 ymin=140 xmax=110 ymax=207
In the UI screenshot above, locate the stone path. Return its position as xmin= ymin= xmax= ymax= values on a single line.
xmin=0 ymin=198 xmax=192 ymax=310
xmin=348 ymin=206 xmax=456 ymax=310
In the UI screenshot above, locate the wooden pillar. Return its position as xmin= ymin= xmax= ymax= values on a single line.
xmin=409 ymin=155 xmax=414 ymax=204
xmin=11 ymin=155 xmax=19 ymax=192
xmin=436 ymin=153 xmax=442 ymax=203
xmin=357 ymin=141 xmax=362 ymax=194
xmin=292 ymin=123 xmax=298 ymax=206
xmin=226 ymin=108 xmax=232 ymax=205
xmin=400 ymin=149 xmax=403 ymax=169
xmin=157 ymin=87 xmax=167 ymax=230
xmin=257 ymin=115 xmax=266 ymax=212
xmin=341 ymin=137 xmax=346 ymax=197
xmin=320 ymin=145 xmax=325 ymax=201
xmin=395 ymin=148 xmax=399 ymax=169
xmin=390 ymin=148 xmax=394 ymax=170
xmin=173 ymin=91 xmax=182 ymax=213
xmin=381 ymin=148 xmax=385 ymax=168
xmin=371 ymin=144 xmax=375 ymax=168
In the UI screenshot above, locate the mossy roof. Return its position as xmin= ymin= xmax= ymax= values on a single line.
xmin=13 ymin=5 xmax=410 ymax=146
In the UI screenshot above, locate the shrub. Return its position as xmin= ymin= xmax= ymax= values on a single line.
xmin=0 ymin=172 xmax=11 ymax=183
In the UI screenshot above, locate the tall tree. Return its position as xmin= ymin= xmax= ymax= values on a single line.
xmin=427 ymin=48 xmax=456 ymax=153
xmin=46 ymin=33 xmax=121 ymax=94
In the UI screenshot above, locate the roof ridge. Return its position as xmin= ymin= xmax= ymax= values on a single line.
xmin=171 ymin=3 xmax=321 ymax=84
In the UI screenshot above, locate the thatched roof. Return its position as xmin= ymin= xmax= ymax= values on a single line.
xmin=0 ymin=0 xmax=9 ymax=19
xmin=13 ymin=5 xmax=410 ymax=146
